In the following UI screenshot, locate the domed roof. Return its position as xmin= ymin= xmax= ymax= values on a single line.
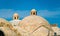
xmin=21 ymin=15 xmax=49 ymax=24
xmin=19 ymin=15 xmax=53 ymax=32
xmin=13 ymin=13 xmax=19 ymax=16
xmin=10 ymin=13 xmax=21 ymax=26
xmin=31 ymin=9 xmax=36 ymax=12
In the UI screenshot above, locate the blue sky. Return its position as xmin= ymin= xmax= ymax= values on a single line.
xmin=0 ymin=0 xmax=60 ymax=27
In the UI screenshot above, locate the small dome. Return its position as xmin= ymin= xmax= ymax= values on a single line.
xmin=19 ymin=15 xmax=52 ymax=32
xmin=13 ymin=13 xmax=19 ymax=16
xmin=10 ymin=13 xmax=21 ymax=26
xmin=13 ymin=13 xmax=19 ymax=20
xmin=30 ymin=9 xmax=37 ymax=15
xmin=31 ymin=9 xmax=36 ymax=12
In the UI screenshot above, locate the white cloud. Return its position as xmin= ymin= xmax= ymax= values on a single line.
xmin=0 ymin=9 xmax=30 ymax=18
xmin=0 ymin=9 xmax=60 ymax=19
xmin=38 ymin=10 xmax=60 ymax=18
xmin=0 ymin=9 xmax=60 ymax=27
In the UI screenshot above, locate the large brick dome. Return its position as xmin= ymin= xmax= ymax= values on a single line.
xmin=19 ymin=15 xmax=52 ymax=33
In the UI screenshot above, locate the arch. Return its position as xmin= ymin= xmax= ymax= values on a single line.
xmin=54 ymin=32 xmax=57 ymax=36
xmin=0 ymin=30 xmax=5 ymax=36
xmin=33 ymin=12 xmax=35 ymax=15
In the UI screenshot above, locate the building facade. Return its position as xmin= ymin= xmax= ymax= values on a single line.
xmin=0 ymin=9 xmax=60 ymax=36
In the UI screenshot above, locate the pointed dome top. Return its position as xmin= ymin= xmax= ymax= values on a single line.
xmin=31 ymin=9 xmax=36 ymax=12
xmin=10 ymin=13 xmax=21 ymax=26
xmin=30 ymin=9 xmax=37 ymax=15
xmin=13 ymin=13 xmax=19 ymax=16
xmin=13 ymin=13 xmax=19 ymax=20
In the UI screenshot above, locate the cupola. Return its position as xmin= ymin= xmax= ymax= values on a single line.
xmin=30 ymin=9 xmax=37 ymax=15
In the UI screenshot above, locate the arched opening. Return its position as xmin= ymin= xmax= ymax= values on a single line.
xmin=0 ymin=30 xmax=5 ymax=36
xmin=54 ymin=32 xmax=57 ymax=36
xmin=33 ymin=12 xmax=35 ymax=15
xmin=14 ymin=17 xmax=16 ymax=19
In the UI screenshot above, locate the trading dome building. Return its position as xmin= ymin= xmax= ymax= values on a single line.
xmin=0 ymin=9 xmax=60 ymax=36
xmin=20 ymin=9 xmax=52 ymax=32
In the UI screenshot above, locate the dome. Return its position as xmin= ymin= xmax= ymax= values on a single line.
xmin=10 ymin=13 xmax=21 ymax=26
xmin=21 ymin=15 xmax=49 ymax=24
xmin=31 ymin=9 xmax=36 ymax=12
xmin=30 ymin=9 xmax=37 ymax=15
xmin=19 ymin=15 xmax=52 ymax=32
xmin=13 ymin=13 xmax=19 ymax=20
xmin=13 ymin=13 xmax=19 ymax=16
